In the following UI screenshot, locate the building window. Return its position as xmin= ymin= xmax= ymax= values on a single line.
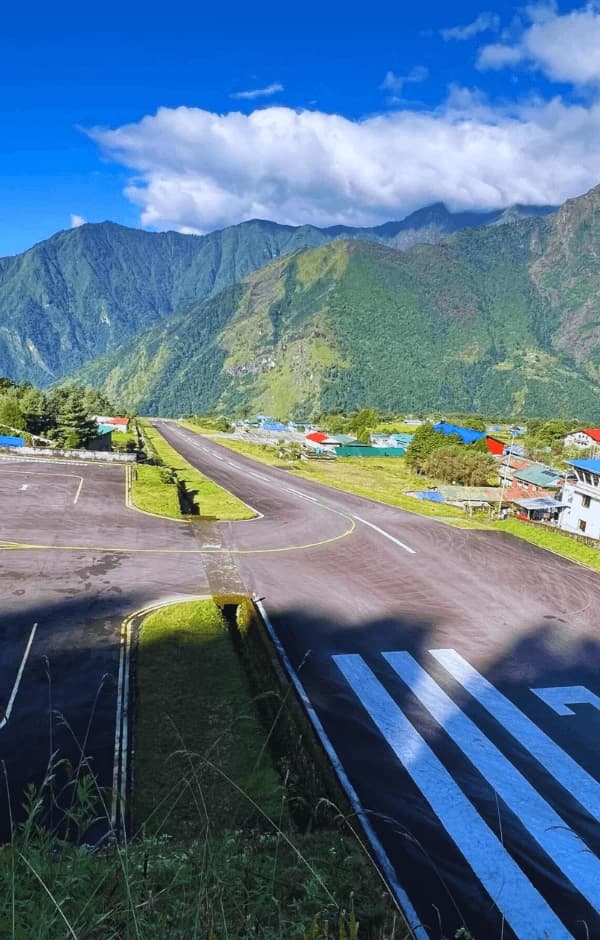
xmin=582 ymin=495 xmax=591 ymax=508
xmin=578 ymin=519 xmax=587 ymax=533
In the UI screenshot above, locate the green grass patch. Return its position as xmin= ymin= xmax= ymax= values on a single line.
xmin=130 ymin=463 xmax=181 ymax=518
xmin=139 ymin=418 xmax=255 ymax=520
xmin=135 ymin=599 xmax=283 ymax=837
xmin=492 ymin=519 xmax=600 ymax=571
xmin=193 ymin=434 xmax=466 ymax=520
xmin=111 ymin=426 xmax=139 ymax=451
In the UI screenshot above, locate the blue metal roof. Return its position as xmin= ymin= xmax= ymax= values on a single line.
xmin=412 ymin=490 xmax=446 ymax=503
xmin=0 ymin=434 xmax=24 ymax=447
xmin=262 ymin=421 xmax=287 ymax=431
xmin=568 ymin=458 xmax=600 ymax=474
xmin=433 ymin=422 xmax=486 ymax=445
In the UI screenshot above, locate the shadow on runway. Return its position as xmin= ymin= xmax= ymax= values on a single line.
xmin=1 ymin=592 xmax=599 ymax=938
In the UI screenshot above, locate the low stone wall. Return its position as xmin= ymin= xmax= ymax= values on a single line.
xmin=0 ymin=445 xmax=136 ymax=463
xmin=522 ymin=518 xmax=599 ymax=549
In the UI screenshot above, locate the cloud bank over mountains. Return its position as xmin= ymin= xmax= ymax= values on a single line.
xmin=90 ymin=3 xmax=600 ymax=234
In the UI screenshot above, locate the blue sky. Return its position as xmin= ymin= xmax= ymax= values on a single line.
xmin=2 ymin=1 xmax=600 ymax=255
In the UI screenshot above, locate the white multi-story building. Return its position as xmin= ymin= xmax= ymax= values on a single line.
xmin=563 ymin=428 xmax=600 ymax=453
xmin=559 ymin=459 xmax=600 ymax=540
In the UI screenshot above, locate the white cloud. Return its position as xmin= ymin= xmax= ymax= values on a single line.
xmin=380 ymin=66 xmax=428 ymax=94
xmin=478 ymin=4 xmax=600 ymax=84
xmin=88 ymin=97 xmax=600 ymax=233
xmin=379 ymin=65 xmax=429 ymax=104
xmin=441 ymin=12 xmax=500 ymax=41
xmin=70 ymin=214 xmax=86 ymax=228
xmin=230 ymin=82 xmax=284 ymax=100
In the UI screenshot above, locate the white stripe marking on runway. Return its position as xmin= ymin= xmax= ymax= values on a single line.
xmin=385 ymin=651 xmax=600 ymax=912
xmin=431 ymin=649 xmax=600 ymax=823
xmin=0 ymin=623 xmax=38 ymax=730
xmin=333 ymin=654 xmax=572 ymax=940
xmin=531 ymin=685 xmax=600 ymax=717
xmin=352 ymin=514 xmax=416 ymax=554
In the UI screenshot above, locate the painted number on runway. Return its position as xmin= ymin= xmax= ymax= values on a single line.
xmin=333 ymin=648 xmax=600 ymax=939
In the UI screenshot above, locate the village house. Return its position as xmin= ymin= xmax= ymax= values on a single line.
xmin=93 ymin=415 xmax=130 ymax=433
xmin=559 ymin=458 xmax=600 ymax=540
xmin=563 ymin=428 xmax=600 ymax=454
xmin=499 ymin=455 xmax=575 ymax=503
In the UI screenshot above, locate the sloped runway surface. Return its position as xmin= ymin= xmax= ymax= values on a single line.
xmin=156 ymin=421 xmax=600 ymax=940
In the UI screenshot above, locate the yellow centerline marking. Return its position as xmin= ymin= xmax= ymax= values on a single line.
xmin=0 ymin=511 xmax=356 ymax=555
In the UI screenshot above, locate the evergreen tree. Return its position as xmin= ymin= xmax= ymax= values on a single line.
xmin=54 ymin=389 xmax=98 ymax=448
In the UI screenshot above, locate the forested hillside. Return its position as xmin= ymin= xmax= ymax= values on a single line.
xmin=73 ymin=187 xmax=600 ymax=420
xmin=0 ymin=203 xmax=555 ymax=387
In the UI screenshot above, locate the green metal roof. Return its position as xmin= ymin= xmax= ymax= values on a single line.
xmin=513 ymin=464 xmax=561 ymax=487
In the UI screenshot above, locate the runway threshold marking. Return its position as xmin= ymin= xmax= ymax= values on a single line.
xmin=333 ymin=653 xmax=574 ymax=939
xmin=385 ymin=651 xmax=600 ymax=912
xmin=531 ymin=685 xmax=600 ymax=717
xmin=0 ymin=622 xmax=38 ymax=730
xmin=431 ymin=649 xmax=600 ymax=822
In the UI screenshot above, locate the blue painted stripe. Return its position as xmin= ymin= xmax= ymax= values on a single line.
xmin=334 ymin=654 xmax=572 ymax=939
xmin=384 ymin=651 xmax=600 ymax=914
xmin=431 ymin=649 xmax=600 ymax=821
xmin=254 ymin=603 xmax=428 ymax=939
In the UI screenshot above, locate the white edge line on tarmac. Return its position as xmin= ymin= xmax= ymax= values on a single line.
xmin=73 ymin=476 xmax=84 ymax=505
xmin=111 ymin=594 xmax=214 ymax=833
xmin=0 ymin=622 xmax=38 ymax=730
xmin=352 ymin=514 xmax=416 ymax=554
xmin=254 ymin=599 xmax=426 ymax=940
xmin=111 ymin=618 xmax=127 ymax=830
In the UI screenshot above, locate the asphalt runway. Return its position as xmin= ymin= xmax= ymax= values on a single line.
xmin=156 ymin=421 xmax=600 ymax=940
xmin=0 ymin=456 xmax=211 ymax=841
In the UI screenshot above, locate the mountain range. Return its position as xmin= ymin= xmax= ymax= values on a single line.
xmin=3 ymin=191 xmax=600 ymax=419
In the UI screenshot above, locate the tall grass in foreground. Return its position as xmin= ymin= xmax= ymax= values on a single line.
xmin=0 ymin=599 xmax=408 ymax=939
xmin=0 ymin=755 xmax=407 ymax=939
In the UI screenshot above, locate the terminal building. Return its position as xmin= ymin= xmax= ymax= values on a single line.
xmin=559 ymin=458 xmax=600 ymax=540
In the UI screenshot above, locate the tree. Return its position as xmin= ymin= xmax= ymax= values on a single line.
xmin=20 ymin=387 xmax=49 ymax=436
xmin=0 ymin=395 xmax=26 ymax=432
xmin=406 ymin=423 xmax=461 ymax=471
xmin=423 ymin=445 xmax=496 ymax=485
xmin=53 ymin=389 xmax=98 ymax=448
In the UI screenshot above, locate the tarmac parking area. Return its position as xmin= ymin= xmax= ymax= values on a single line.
xmin=0 ymin=456 xmax=209 ymax=841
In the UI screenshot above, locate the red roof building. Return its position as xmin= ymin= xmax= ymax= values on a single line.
xmin=564 ymin=428 xmax=600 ymax=450
xmin=485 ymin=436 xmax=506 ymax=456
xmin=93 ymin=415 xmax=130 ymax=432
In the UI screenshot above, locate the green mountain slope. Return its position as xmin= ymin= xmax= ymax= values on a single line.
xmin=0 ymin=203 xmax=556 ymax=386
xmin=0 ymin=220 xmax=331 ymax=384
xmin=73 ymin=188 xmax=600 ymax=420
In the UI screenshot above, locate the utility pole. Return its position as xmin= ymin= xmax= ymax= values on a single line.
xmin=496 ymin=428 xmax=517 ymax=520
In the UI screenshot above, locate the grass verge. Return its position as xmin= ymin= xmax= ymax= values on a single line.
xmin=188 ymin=432 xmax=465 ymax=521
xmin=134 ymin=598 xmax=283 ymax=836
xmin=131 ymin=597 xmax=404 ymax=937
xmin=492 ymin=519 xmax=600 ymax=571
xmin=137 ymin=418 xmax=255 ymax=520
xmin=130 ymin=463 xmax=182 ymax=518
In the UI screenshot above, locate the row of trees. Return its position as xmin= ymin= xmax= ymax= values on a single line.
xmin=0 ymin=378 xmax=116 ymax=448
